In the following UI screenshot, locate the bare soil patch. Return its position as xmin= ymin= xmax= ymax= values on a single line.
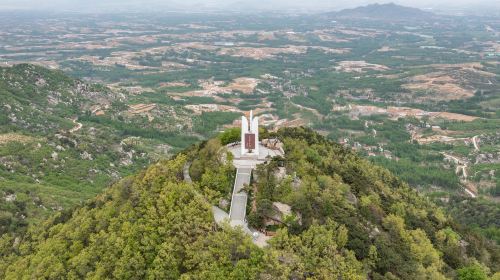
xmin=128 ymin=104 xmax=157 ymax=114
xmin=335 ymin=61 xmax=390 ymax=73
xmin=349 ymin=105 xmax=478 ymax=122
xmin=404 ymin=73 xmax=474 ymax=101
xmin=377 ymin=46 xmax=398 ymax=52
xmin=170 ymin=77 xmax=260 ymax=97
xmin=226 ymin=78 xmax=260 ymax=94
xmin=184 ymin=104 xmax=241 ymax=115
xmin=0 ymin=133 xmax=36 ymax=145
xmin=159 ymin=82 xmax=190 ymax=88
xmin=218 ymin=46 xmax=306 ymax=60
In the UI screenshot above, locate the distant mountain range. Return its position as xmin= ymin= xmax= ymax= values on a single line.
xmin=327 ymin=3 xmax=434 ymax=20
xmin=2 ymin=1 xmax=496 ymax=15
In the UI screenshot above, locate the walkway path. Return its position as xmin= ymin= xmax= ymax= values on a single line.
xmin=225 ymin=144 xmax=283 ymax=246
xmin=229 ymin=168 xmax=252 ymax=227
xmin=464 ymin=187 xmax=477 ymax=198
xmin=227 ymin=166 xmax=270 ymax=246
xmin=69 ymin=118 xmax=83 ymax=133
xmin=442 ymin=152 xmax=477 ymax=198
xmin=183 ymin=143 xmax=284 ymax=247
xmin=472 ymin=135 xmax=480 ymax=151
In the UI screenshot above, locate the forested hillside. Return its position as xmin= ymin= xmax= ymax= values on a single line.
xmin=0 ymin=65 xmax=197 ymax=237
xmin=0 ymin=64 xmax=264 ymax=239
xmin=0 ymin=65 xmax=145 ymax=236
xmin=1 ymin=128 xmax=498 ymax=279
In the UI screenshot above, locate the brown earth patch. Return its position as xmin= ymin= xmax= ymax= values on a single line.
xmin=184 ymin=104 xmax=241 ymax=115
xmin=128 ymin=104 xmax=156 ymax=114
xmin=335 ymin=61 xmax=390 ymax=73
xmin=403 ymin=63 xmax=496 ymax=101
xmin=258 ymin=32 xmax=277 ymax=41
xmin=349 ymin=105 xmax=478 ymax=122
xmin=309 ymin=46 xmax=350 ymax=54
xmin=273 ymin=118 xmax=307 ymax=131
xmin=377 ymin=46 xmax=398 ymax=52
xmin=0 ymin=133 xmax=36 ymax=145
xmin=430 ymin=112 xmax=478 ymax=122
xmin=226 ymin=78 xmax=260 ymax=94
xmin=169 ymin=77 xmax=260 ymax=97
xmin=159 ymin=82 xmax=190 ymax=88
xmin=217 ymin=46 xmax=307 ymax=59
xmin=315 ymin=33 xmax=351 ymax=43
xmin=403 ymin=81 xmax=474 ymax=101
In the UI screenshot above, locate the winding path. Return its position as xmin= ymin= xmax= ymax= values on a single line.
xmin=464 ymin=187 xmax=477 ymax=198
xmin=472 ymin=135 xmax=480 ymax=151
xmin=69 ymin=118 xmax=83 ymax=133
xmin=442 ymin=153 xmax=477 ymax=198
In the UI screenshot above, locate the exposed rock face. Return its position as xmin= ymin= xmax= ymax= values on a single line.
xmin=5 ymin=193 xmax=16 ymax=202
xmin=346 ymin=191 xmax=358 ymax=205
xmin=265 ymin=202 xmax=299 ymax=226
xmin=80 ymin=151 xmax=93 ymax=160
xmin=219 ymin=198 xmax=229 ymax=209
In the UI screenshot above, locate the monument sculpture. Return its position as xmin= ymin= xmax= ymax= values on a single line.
xmin=241 ymin=110 xmax=259 ymax=156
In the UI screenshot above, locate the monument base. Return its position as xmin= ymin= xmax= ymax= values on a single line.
xmin=227 ymin=142 xmax=284 ymax=169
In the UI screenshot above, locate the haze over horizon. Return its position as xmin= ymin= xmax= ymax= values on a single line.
xmin=0 ymin=0 xmax=498 ymax=14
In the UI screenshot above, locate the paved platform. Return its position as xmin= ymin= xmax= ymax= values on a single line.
xmin=227 ymin=144 xmax=284 ymax=168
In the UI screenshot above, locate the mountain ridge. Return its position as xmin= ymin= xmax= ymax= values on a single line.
xmin=326 ymin=3 xmax=434 ymax=20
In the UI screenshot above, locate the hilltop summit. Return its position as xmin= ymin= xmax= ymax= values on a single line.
xmin=0 ymin=128 xmax=498 ymax=279
xmin=328 ymin=3 xmax=434 ymax=20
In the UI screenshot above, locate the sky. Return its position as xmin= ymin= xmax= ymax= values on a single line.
xmin=0 ymin=0 xmax=498 ymax=14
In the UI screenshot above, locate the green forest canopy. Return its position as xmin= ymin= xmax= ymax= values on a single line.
xmin=0 ymin=128 xmax=498 ymax=279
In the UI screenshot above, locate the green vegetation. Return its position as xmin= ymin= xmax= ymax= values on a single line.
xmin=441 ymin=196 xmax=500 ymax=244
xmin=79 ymin=115 xmax=198 ymax=149
xmin=218 ymin=127 xmax=241 ymax=145
xmin=1 ymin=128 xmax=498 ymax=279
xmin=457 ymin=264 xmax=489 ymax=280
xmin=250 ymin=128 xmax=499 ymax=279
xmin=371 ymin=157 xmax=460 ymax=189
xmin=0 ymin=65 xmax=200 ymax=236
xmin=321 ymin=116 xmax=462 ymax=190
xmin=192 ymin=112 xmax=241 ymax=137
xmin=0 ymin=11 xmax=499 ymax=279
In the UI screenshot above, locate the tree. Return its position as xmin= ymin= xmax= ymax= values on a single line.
xmin=219 ymin=128 xmax=241 ymax=145
xmin=457 ymin=264 xmax=488 ymax=280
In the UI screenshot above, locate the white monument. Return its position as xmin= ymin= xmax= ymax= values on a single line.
xmin=241 ymin=110 xmax=259 ymax=156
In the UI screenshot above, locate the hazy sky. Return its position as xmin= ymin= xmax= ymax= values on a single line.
xmin=0 ymin=0 xmax=498 ymax=13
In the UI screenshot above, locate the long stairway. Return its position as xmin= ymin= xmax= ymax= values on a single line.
xmin=229 ymin=167 xmax=252 ymax=227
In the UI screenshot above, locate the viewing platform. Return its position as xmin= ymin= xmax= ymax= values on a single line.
xmin=226 ymin=142 xmax=284 ymax=168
